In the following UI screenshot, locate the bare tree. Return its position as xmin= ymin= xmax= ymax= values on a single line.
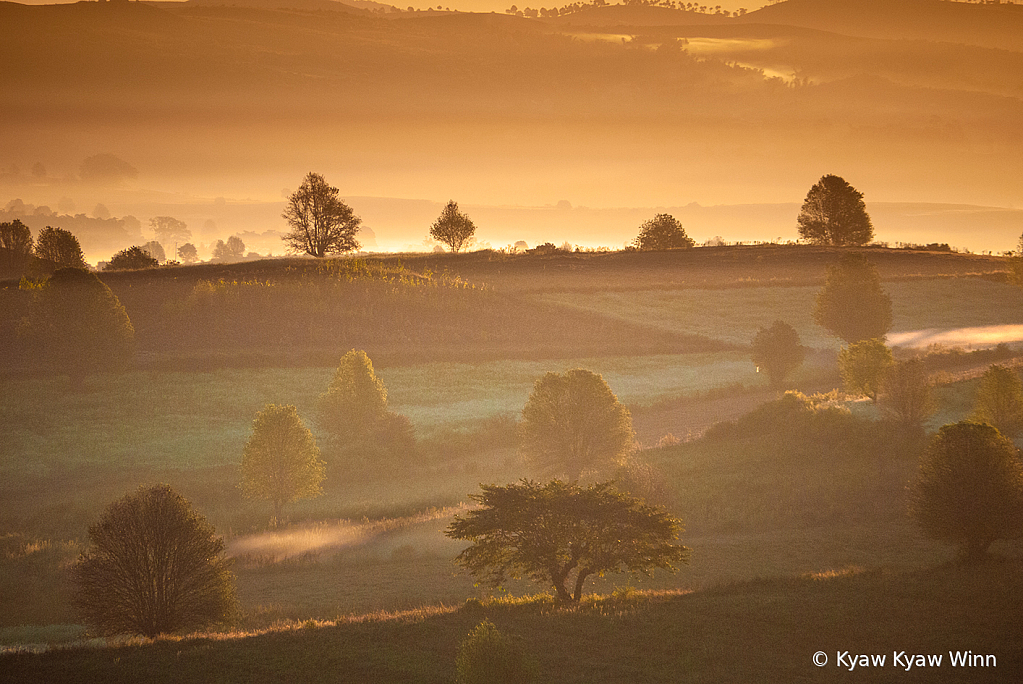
xmin=282 ymin=172 xmax=361 ymax=257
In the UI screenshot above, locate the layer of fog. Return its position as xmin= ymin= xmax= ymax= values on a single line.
xmin=890 ymin=325 xmax=1023 ymax=351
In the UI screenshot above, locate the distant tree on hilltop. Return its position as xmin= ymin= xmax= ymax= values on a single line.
xmin=633 ymin=214 xmax=694 ymax=250
xmin=282 ymin=172 xmax=361 ymax=257
xmin=797 ymin=175 xmax=873 ymax=246
xmin=430 ymin=200 xmax=477 ymax=253
xmin=106 ymin=246 xmax=158 ymax=270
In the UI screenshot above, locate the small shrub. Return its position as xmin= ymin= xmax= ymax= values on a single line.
xmin=455 ymin=619 xmax=535 ymax=684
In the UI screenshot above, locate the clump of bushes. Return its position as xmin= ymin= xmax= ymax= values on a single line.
xmin=455 ymin=619 xmax=535 ymax=684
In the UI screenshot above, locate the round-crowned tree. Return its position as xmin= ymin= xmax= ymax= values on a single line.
xmin=910 ymin=421 xmax=1023 ymax=561
xmin=71 ymin=485 xmax=237 ymax=638
xmin=750 ymin=320 xmax=806 ymax=389
xmin=796 ymin=174 xmax=873 ymax=246
xmin=282 ymin=172 xmax=361 ymax=257
xmin=880 ymin=358 xmax=935 ymax=436
xmin=23 ymin=267 xmax=134 ymax=388
xmin=633 ymin=214 xmax=694 ymax=251
xmin=521 ymin=368 xmax=635 ymax=481
xmin=430 ymin=200 xmax=477 ymax=253
xmin=971 ymin=364 xmax=1023 ymax=438
xmin=105 ymin=245 xmax=159 ymax=270
xmin=813 ymin=253 xmax=893 ymax=344
xmin=241 ymin=404 xmax=325 ymax=523
xmin=34 ymin=226 xmax=87 ymax=270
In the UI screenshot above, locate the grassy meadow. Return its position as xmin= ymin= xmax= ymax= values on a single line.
xmin=1 ymin=246 xmax=1022 ymax=681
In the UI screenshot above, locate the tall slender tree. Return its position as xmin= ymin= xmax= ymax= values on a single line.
xmin=430 ymin=200 xmax=476 ymax=253
xmin=813 ymin=253 xmax=892 ymax=343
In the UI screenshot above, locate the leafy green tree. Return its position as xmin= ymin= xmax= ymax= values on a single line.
xmin=972 ymin=364 xmax=1023 ymax=438
xmin=521 ymin=369 xmax=635 ymax=481
xmin=318 ymin=349 xmax=389 ymax=443
xmin=282 ymin=172 xmax=361 ymax=257
xmin=796 ymin=174 xmax=873 ymax=246
xmin=813 ymin=253 xmax=893 ymax=343
xmin=838 ymin=338 xmax=893 ymax=402
xmin=750 ymin=320 xmax=806 ymax=389
xmin=632 ymin=213 xmax=694 ymax=250
xmin=22 ymin=267 xmax=134 ymax=388
xmin=71 ymin=485 xmax=237 ymax=638
xmin=880 ymin=358 xmax=935 ymax=435
xmin=910 ymin=421 xmax=1023 ymax=561
xmin=106 ymin=245 xmax=159 ymax=270
xmin=455 ymin=620 xmax=535 ymax=684
xmin=0 ymin=218 xmax=34 ymax=277
xmin=241 ymin=404 xmax=325 ymax=522
xmin=446 ymin=480 xmax=688 ymax=602
xmin=430 ymin=200 xmax=476 ymax=253
xmin=34 ymin=226 xmax=87 ymax=269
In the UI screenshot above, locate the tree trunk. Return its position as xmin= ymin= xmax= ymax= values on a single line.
xmin=573 ymin=570 xmax=592 ymax=602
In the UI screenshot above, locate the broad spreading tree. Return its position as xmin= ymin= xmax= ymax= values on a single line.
xmin=750 ymin=320 xmax=806 ymax=389
xmin=910 ymin=421 xmax=1023 ymax=561
xmin=34 ymin=226 xmax=87 ymax=269
xmin=177 ymin=242 xmax=199 ymax=264
xmin=282 ymin=172 xmax=361 ymax=257
xmin=106 ymin=245 xmax=159 ymax=270
xmin=520 ymin=369 xmax=635 ymax=481
xmin=633 ymin=213 xmax=694 ymax=251
xmin=23 ymin=267 xmax=135 ymax=388
xmin=813 ymin=253 xmax=893 ymax=343
xmin=796 ymin=174 xmax=873 ymax=246
xmin=972 ymin=364 xmax=1023 ymax=438
xmin=430 ymin=200 xmax=476 ymax=253
xmin=838 ymin=338 xmax=893 ymax=403
xmin=241 ymin=404 xmax=325 ymax=522
xmin=149 ymin=216 xmax=191 ymax=247
xmin=446 ymin=479 xmax=689 ymax=602
xmin=71 ymin=485 xmax=237 ymax=638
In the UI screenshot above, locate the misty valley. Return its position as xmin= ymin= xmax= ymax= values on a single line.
xmin=3 ymin=0 xmax=1023 ymax=681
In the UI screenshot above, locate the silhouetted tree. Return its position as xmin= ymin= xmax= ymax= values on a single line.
xmin=750 ymin=320 xmax=805 ymax=389
xmin=106 ymin=245 xmax=158 ymax=270
xmin=241 ymin=404 xmax=325 ymax=522
xmin=149 ymin=216 xmax=191 ymax=247
xmin=910 ymin=421 xmax=1023 ymax=562
xmin=71 ymin=485 xmax=237 ymax=638
xmin=23 ymin=268 xmax=134 ymax=388
xmin=796 ymin=175 xmax=873 ymax=246
xmin=633 ymin=213 xmax=694 ymax=250
xmin=813 ymin=253 xmax=892 ymax=343
xmin=972 ymin=364 xmax=1023 ymax=438
xmin=177 ymin=242 xmax=199 ymax=264
xmin=430 ymin=200 xmax=476 ymax=253
xmin=282 ymin=172 xmax=361 ymax=257
xmin=838 ymin=338 xmax=893 ymax=403
xmin=0 ymin=218 xmax=34 ymax=277
xmin=1010 ymin=231 xmax=1023 ymax=286
xmin=447 ymin=480 xmax=688 ymax=602
xmin=880 ymin=358 xmax=935 ymax=435
xmin=35 ymin=226 xmax=87 ymax=270
xmin=521 ymin=369 xmax=634 ymax=481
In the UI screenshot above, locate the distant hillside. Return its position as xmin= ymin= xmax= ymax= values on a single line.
xmin=550 ymin=4 xmax=728 ymax=27
xmin=739 ymin=0 xmax=1023 ymax=50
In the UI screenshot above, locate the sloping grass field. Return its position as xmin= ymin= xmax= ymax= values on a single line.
xmin=1 ymin=246 xmax=1021 ymax=681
